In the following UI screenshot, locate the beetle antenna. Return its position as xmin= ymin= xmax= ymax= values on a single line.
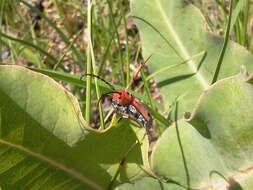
xmin=80 ymin=74 xmax=116 ymax=91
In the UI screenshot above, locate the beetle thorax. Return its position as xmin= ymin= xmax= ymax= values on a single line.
xmin=112 ymin=89 xmax=133 ymax=105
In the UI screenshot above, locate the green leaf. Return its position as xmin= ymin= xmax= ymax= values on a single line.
xmin=151 ymin=73 xmax=253 ymax=189
xmin=0 ymin=65 xmax=149 ymax=189
xmin=0 ymin=65 xmax=86 ymax=147
xmin=115 ymin=177 xmax=185 ymax=190
xmin=131 ymin=0 xmax=253 ymax=118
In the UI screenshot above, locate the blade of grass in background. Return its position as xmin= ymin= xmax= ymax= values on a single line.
xmin=97 ymin=25 xmax=117 ymax=76
xmin=6 ymin=34 xmax=17 ymax=64
xmin=122 ymin=8 xmax=130 ymax=86
xmin=106 ymin=0 xmax=125 ymax=86
xmin=212 ymin=0 xmax=233 ymax=84
xmin=0 ymin=0 xmax=5 ymax=62
xmin=29 ymin=68 xmax=85 ymax=86
xmin=89 ymin=3 xmax=105 ymax=129
xmin=231 ymin=0 xmax=248 ymax=47
xmin=20 ymin=0 xmax=84 ymax=67
xmin=97 ymin=16 xmax=123 ymax=77
xmin=146 ymin=51 xmax=206 ymax=82
xmin=53 ymin=29 xmax=83 ymax=70
xmin=0 ymin=20 xmax=43 ymax=68
xmin=242 ymin=0 xmax=250 ymax=48
xmin=214 ymin=0 xmax=229 ymax=15
xmin=0 ymin=31 xmax=58 ymax=64
xmin=136 ymin=51 xmax=206 ymax=91
xmin=29 ymin=23 xmax=44 ymax=68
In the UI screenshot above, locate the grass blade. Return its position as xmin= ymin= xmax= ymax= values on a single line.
xmin=212 ymin=0 xmax=234 ymax=84
xmin=20 ymin=0 xmax=84 ymax=66
xmin=0 ymin=31 xmax=58 ymax=64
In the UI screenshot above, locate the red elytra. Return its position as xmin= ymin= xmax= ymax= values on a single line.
xmin=112 ymin=89 xmax=152 ymax=125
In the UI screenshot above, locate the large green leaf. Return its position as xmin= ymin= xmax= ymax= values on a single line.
xmin=0 ymin=65 xmax=149 ymax=189
xmin=131 ymin=0 xmax=253 ymax=118
xmin=0 ymin=65 xmax=86 ymax=147
xmin=116 ymin=177 xmax=185 ymax=190
xmin=150 ymin=72 xmax=253 ymax=189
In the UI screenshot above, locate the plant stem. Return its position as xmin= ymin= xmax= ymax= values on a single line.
xmin=85 ymin=0 xmax=92 ymax=124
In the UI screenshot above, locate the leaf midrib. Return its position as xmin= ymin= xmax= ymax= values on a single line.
xmin=155 ymin=0 xmax=209 ymax=90
xmin=0 ymin=139 xmax=104 ymax=190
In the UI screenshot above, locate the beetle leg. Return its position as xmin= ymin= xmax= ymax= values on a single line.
xmin=122 ymin=114 xmax=129 ymax=119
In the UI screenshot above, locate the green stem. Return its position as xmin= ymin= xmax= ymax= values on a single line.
xmin=85 ymin=0 xmax=92 ymax=124
xmin=243 ymin=0 xmax=249 ymax=47
xmin=122 ymin=8 xmax=130 ymax=85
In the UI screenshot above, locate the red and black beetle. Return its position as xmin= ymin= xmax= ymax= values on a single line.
xmin=81 ymin=74 xmax=153 ymax=128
